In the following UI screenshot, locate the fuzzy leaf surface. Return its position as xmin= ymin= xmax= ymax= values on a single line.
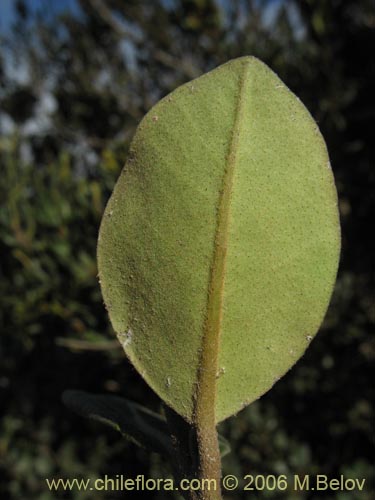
xmin=98 ymin=57 xmax=340 ymax=423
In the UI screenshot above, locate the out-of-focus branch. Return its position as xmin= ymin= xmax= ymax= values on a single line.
xmin=88 ymin=0 xmax=141 ymax=43
xmin=87 ymin=0 xmax=200 ymax=79
xmin=56 ymin=337 xmax=120 ymax=351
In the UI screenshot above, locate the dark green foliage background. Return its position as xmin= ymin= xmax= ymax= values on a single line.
xmin=0 ymin=1 xmax=373 ymax=498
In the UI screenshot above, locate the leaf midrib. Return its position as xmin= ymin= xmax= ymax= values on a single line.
xmin=194 ymin=60 xmax=250 ymax=427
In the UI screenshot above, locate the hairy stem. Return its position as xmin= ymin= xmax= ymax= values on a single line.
xmin=165 ymin=406 xmax=221 ymax=500
xmin=166 ymin=60 xmax=250 ymax=500
xmin=192 ymin=59 xmax=249 ymax=500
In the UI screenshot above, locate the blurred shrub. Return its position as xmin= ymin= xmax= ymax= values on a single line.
xmin=0 ymin=0 xmax=374 ymax=499
xmin=0 ymin=137 xmax=164 ymax=499
xmin=0 ymin=135 xmax=117 ymax=350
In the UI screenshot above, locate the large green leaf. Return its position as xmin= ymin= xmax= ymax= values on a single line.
xmin=97 ymin=57 xmax=340 ymax=423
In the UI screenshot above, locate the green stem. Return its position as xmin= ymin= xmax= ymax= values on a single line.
xmin=191 ymin=59 xmax=250 ymax=500
xmin=165 ymin=60 xmax=250 ymax=500
xmin=195 ymin=422 xmax=222 ymax=500
xmin=165 ymin=407 xmax=222 ymax=500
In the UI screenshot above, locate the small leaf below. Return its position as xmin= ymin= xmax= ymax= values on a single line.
xmin=62 ymin=389 xmax=173 ymax=458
